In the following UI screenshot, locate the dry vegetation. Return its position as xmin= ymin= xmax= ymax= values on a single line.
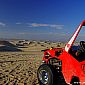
xmin=0 ymin=40 xmax=65 ymax=85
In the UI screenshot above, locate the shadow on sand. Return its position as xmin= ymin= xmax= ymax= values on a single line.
xmin=0 ymin=41 xmax=21 ymax=52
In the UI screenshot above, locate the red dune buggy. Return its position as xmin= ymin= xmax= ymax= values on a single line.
xmin=37 ymin=20 xmax=85 ymax=85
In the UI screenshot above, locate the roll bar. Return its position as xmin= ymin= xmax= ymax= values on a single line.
xmin=65 ymin=20 xmax=85 ymax=52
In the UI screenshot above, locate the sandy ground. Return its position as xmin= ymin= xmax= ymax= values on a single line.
xmin=0 ymin=52 xmax=42 ymax=85
xmin=0 ymin=40 xmax=66 ymax=85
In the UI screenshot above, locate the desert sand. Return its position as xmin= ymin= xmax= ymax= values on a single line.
xmin=0 ymin=40 xmax=65 ymax=85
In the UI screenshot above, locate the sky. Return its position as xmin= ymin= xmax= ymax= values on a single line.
xmin=0 ymin=0 xmax=85 ymax=41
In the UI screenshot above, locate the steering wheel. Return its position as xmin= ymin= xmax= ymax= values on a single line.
xmin=80 ymin=41 xmax=85 ymax=53
xmin=76 ymin=41 xmax=85 ymax=56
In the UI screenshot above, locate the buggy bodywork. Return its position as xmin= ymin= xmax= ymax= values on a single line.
xmin=37 ymin=20 xmax=85 ymax=85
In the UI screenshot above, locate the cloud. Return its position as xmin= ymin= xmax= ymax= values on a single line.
xmin=16 ymin=22 xmax=22 ymax=25
xmin=17 ymin=32 xmax=27 ymax=35
xmin=28 ymin=23 xmax=64 ymax=29
xmin=49 ymin=25 xmax=64 ymax=29
xmin=31 ymin=23 xmax=48 ymax=27
xmin=0 ymin=22 xmax=6 ymax=27
xmin=17 ymin=32 xmax=65 ymax=35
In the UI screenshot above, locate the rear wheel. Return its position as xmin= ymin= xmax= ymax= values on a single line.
xmin=37 ymin=64 xmax=53 ymax=85
xmin=37 ymin=64 xmax=67 ymax=85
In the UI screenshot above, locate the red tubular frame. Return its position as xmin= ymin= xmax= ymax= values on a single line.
xmin=65 ymin=20 xmax=85 ymax=52
xmin=42 ymin=20 xmax=85 ymax=85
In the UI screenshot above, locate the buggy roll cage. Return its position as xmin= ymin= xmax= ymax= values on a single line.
xmin=65 ymin=20 xmax=85 ymax=52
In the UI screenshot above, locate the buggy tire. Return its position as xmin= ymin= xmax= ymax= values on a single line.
xmin=37 ymin=64 xmax=54 ymax=85
xmin=37 ymin=64 xmax=67 ymax=85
